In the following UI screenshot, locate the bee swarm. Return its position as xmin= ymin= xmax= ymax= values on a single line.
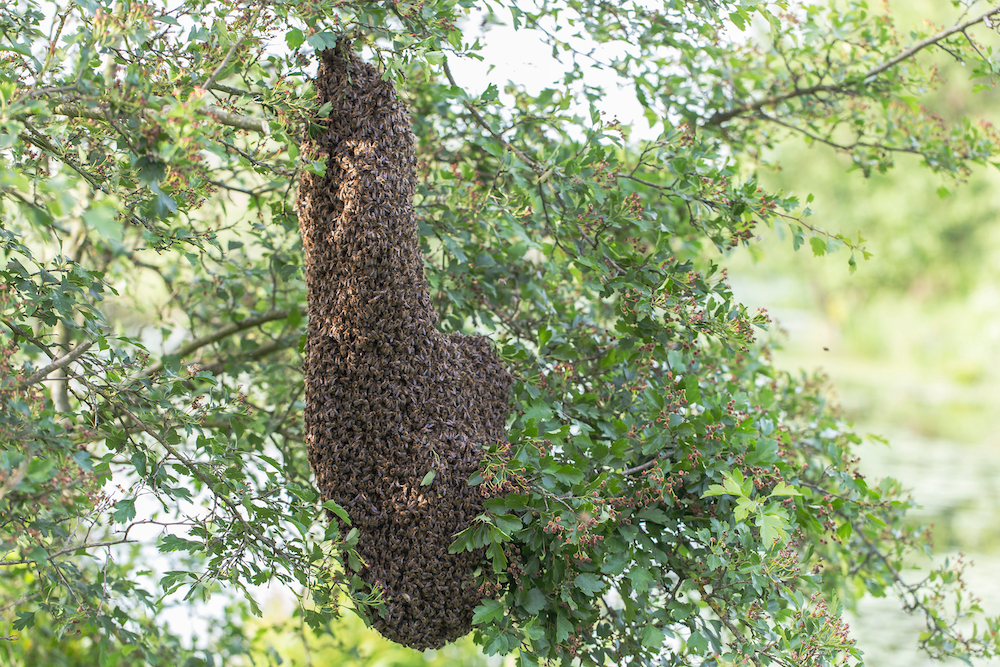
xmin=297 ymin=45 xmax=513 ymax=649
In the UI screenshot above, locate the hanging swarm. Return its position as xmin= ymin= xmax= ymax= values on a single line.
xmin=297 ymin=44 xmax=513 ymax=650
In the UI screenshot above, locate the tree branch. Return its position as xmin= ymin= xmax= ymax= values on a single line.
xmin=441 ymin=59 xmax=544 ymax=175
xmin=142 ymin=309 xmax=290 ymax=377
xmin=706 ymin=6 xmax=1000 ymax=126
xmin=23 ymin=339 xmax=94 ymax=386
xmin=44 ymin=102 xmax=270 ymax=134
xmin=196 ymin=336 xmax=296 ymax=376
xmin=200 ymin=8 xmax=260 ymax=94
xmin=2 ymin=319 xmax=58 ymax=359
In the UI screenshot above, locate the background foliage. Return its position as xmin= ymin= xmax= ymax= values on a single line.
xmin=3 ymin=0 xmax=1000 ymax=665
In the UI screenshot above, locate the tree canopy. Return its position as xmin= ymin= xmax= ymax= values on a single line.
xmin=2 ymin=1 xmax=1000 ymax=665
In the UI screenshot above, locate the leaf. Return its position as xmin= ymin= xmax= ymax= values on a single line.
xmin=553 ymin=465 xmax=584 ymax=485
xmin=12 ymin=611 xmax=35 ymax=631
xmin=555 ymin=613 xmax=573 ymax=642
xmin=159 ymin=535 xmax=204 ymax=554
xmin=574 ymin=572 xmax=605 ymax=596
xmin=481 ymin=83 xmax=499 ymax=102
xmin=286 ymin=28 xmax=305 ymax=49
xmin=641 ymin=624 xmax=665 ymax=648
xmin=769 ymin=482 xmax=802 ymax=497
xmin=757 ymin=511 xmax=789 ymax=545
xmin=809 ymin=236 xmax=827 ymax=257
xmin=82 ymin=202 xmax=123 ymax=243
xmin=493 ymin=513 xmax=522 ymax=535
xmin=112 ymin=498 xmax=136 ymax=524
xmin=472 ymin=598 xmax=504 ymax=625
xmin=628 ymin=566 xmax=654 ymax=593
xmin=521 ymin=588 xmax=546 ymax=614
xmin=420 ymin=469 xmax=436 ymax=486
xmin=321 ymin=499 xmax=352 ymax=524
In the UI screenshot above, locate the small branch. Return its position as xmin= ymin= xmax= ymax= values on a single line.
xmin=758 ymin=111 xmax=924 ymax=158
xmin=0 ymin=538 xmax=137 ymax=566
xmin=196 ymin=337 xmax=295 ymax=376
xmin=622 ymin=459 xmax=659 ymax=476
xmin=201 ymin=8 xmax=260 ymax=94
xmin=142 ymin=308 xmax=290 ymax=377
xmin=209 ymin=82 xmax=253 ymax=97
xmin=42 ymin=102 xmax=270 ymax=134
xmin=706 ymin=6 xmax=1000 ymax=126
xmin=201 ymin=105 xmax=270 ymax=134
xmin=206 ymin=178 xmax=285 ymax=197
xmin=2 ymin=319 xmax=58 ymax=359
xmin=116 ymin=404 xmax=278 ymax=551
xmin=23 ymin=340 xmax=94 ymax=386
xmin=441 ymin=59 xmax=543 ymax=175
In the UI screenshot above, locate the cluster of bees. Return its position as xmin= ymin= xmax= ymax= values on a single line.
xmin=297 ymin=44 xmax=513 ymax=649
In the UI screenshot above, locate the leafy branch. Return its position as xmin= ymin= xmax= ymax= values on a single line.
xmin=706 ymin=5 xmax=1000 ymax=126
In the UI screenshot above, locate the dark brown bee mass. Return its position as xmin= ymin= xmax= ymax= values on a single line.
xmin=297 ymin=45 xmax=513 ymax=650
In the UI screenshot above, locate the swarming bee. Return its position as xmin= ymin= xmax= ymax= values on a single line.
xmin=297 ymin=43 xmax=513 ymax=650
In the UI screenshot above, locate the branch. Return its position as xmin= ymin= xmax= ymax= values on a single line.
xmin=115 ymin=403 xmax=278 ymax=551
xmin=142 ymin=308 xmax=290 ymax=377
xmin=200 ymin=105 xmax=271 ymax=134
xmin=1 ymin=319 xmax=58 ymax=359
xmin=706 ymin=6 xmax=1000 ymax=126
xmin=622 ymin=459 xmax=660 ymax=476
xmin=0 ymin=538 xmax=137 ymax=566
xmin=23 ymin=340 xmax=94 ymax=386
xmin=45 ymin=102 xmax=270 ymax=134
xmin=441 ymin=58 xmax=544 ymax=175
xmin=196 ymin=336 xmax=296 ymax=376
xmin=758 ymin=111 xmax=925 ymax=158
xmin=200 ymin=8 xmax=260 ymax=93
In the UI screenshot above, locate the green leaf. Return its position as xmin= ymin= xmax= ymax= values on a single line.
xmin=641 ymin=624 xmax=665 ymax=648
xmin=809 ymin=236 xmax=827 ymax=257
xmin=769 ymin=482 xmax=802 ymax=497
xmin=555 ymin=613 xmax=573 ymax=643
xmin=757 ymin=512 xmax=789 ymax=545
xmin=12 ymin=611 xmax=35 ymax=631
xmin=472 ymin=598 xmax=504 ymax=625
xmin=628 ymin=566 xmax=654 ymax=593
xmin=159 ymin=535 xmax=204 ymax=553
xmin=321 ymin=499 xmax=352 ymax=524
xmin=420 ymin=469 xmax=436 ymax=486
xmin=522 ymin=588 xmax=546 ymax=614
xmin=82 ymin=202 xmax=123 ymax=243
xmin=481 ymin=83 xmax=499 ymax=102
xmin=286 ymin=28 xmax=305 ymax=49
xmin=574 ymin=572 xmax=605 ymax=596
xmin=553 ymin=465 xmax=584 ymax=485
xmin=112 ymin=498 xmax=136 ymax=524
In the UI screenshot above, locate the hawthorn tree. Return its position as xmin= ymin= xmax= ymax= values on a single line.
xmin=2 ymin=0 xmax=1000 ymax=665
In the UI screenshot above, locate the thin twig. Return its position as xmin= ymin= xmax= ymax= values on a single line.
xmin=142 ymin=308 xmax=289 ymax=377
xmin=441 ymin=59 xmax=544 ymax=175
xmin=23 ymin=340 xmax=94 ymax=386
xmin=706 ymin=6 xmax=1000 ymax=126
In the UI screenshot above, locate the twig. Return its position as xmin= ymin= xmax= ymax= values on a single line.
xmin=142 ymin=308 xmax=289 ymax=377
xmin=41 ymin=102 xmax=270 ymax=134
xmin=706 ymin=6 xmax=1000 ymax=126
xmin=441 ymin=59 xmax=544 ymax=175
xmin=1 ymin=319 xmax=57 ymax=359
xmin=23 ymin=340 xmax=94 ymax=386
xmin=201 ymin=8 xmax=260 ymax=93
xmin=622 ymin=459 xmax=659 ymax=476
